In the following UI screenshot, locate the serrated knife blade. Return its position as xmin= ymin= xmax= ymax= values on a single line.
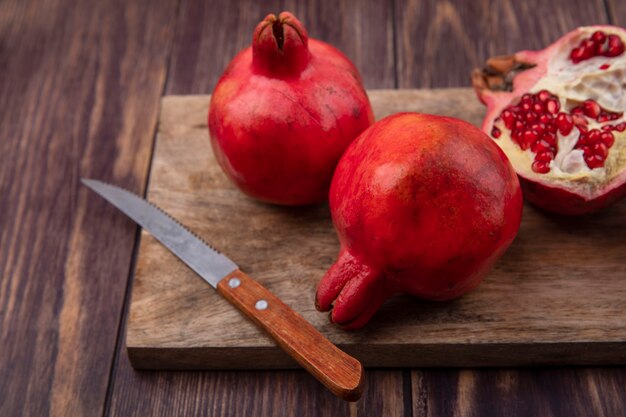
xmin=82 ymin=178 xmax=363 ymax=401
xmin=81 ymin=179 xmax=236 ymax=287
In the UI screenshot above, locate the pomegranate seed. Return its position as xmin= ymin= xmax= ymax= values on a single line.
xmin=532 ymin=160 xmax=550 ymax=174
xmin=583 ymin=100 xmax=601 ymax=118
xmin=582 ymin=39 xmax=595 ymax=52
xmin=593 ymin=142 xmax=608 ymax=159
xmin=531 ymin=139 xmax=551 ymax=154
xmin=585 ymin=153 xmax=605 ymax=169
xmin=522 ymin=130 xmax=538 ymax=149
xmin=570 ymin=47 xmax=585 ymax=63
xmin=539 ymin=113 xmax=553 ymax=124
xmin=535 ymin=151 xmax=555 ymax=163
xmin=524 ymin=129 xmax=539 ymax=141
xmin=545 ymin=99 xmax=560 ymax=114
xmin=616 ymin=122 xmax=626 ymax=132
xmin=591 ymin=31 xmax=606 ymax=44
xmin=498 ymin=86 xmax=620 ymax=158
xmin=587 ymin=129 xmax=600 ymax=142
xmin=502 ymin=110 xmax=516 ymax=129
xmin=570 ymin=31 xmax=622 ymax=63
xmin=601 ymin=131 xmax=615 ymax=147
xmin=587 ymin=129 xmax=601 ymax=144
xmin=542 ymin=132 xmax=557 ymax=147
xmin=605 ymin=34 xmax=625 ymax=57
xmin=537 ymin=90 xmax=551 ymax=102
xmin=525 ymin=112 xmax=538 ymax=123
xmin=530 ymin=123 xmax=545 ymax=136
xmin=556 ymin=113 xmax=573 ymax=135
xmin=581 ymin=46 xmax=595 ymax=60
xmin=583 ymin=39 xmax=595 ymax=48
xmin=599 ymin=63 xmax=610 ymax=70
xmin=572 ymin=114 xmax=588 ymax=127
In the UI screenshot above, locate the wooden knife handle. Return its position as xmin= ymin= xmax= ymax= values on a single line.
xmin=217 ymin=269 xmax=364 ymax=401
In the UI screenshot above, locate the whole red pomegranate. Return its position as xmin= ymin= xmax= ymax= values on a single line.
xmin=473 ymin=26 xmax=626 ymax=214
xmin=315 ymin=113 xmax=523 ymax=330
xmin=208 ymin=12 xmax=374 ymax=205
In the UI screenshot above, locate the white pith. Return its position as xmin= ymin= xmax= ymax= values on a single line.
xmin=491 ymin=27 xmax=626 ymax=200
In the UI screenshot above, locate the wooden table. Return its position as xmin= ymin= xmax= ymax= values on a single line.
xmin=1 ymin=0 xmax=625 ymax=415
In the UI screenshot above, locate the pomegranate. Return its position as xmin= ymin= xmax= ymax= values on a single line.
xmin=472 ymin=26 xmax=626 ymax=214
xmin=208 ymin=12 xmax=374 ymax=205
xmin=315 ymin=113 xmax=523 ymax=330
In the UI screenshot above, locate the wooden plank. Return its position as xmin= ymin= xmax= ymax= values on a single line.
xmin=412 ymin=368 xmax=626 ymax=416
xmin=0 ymin=0 xmax=178 ymax=416
xmin=394 ymin=0 xmax=610 ymax=87
xmin=166 ymin=0 xmax=394 ymax=93
xmin=607 ymin=0 xmax=626 ymax=26
xmin=108 ymin=352 xmax=405 ymax=417
xmin=115 ymin=89 xmax=626 ymax=370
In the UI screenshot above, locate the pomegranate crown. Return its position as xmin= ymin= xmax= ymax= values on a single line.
xmin=252 ymin=12 xmax=310 ymax=77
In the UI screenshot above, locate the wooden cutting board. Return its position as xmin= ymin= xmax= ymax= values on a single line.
xmin=127 ymin=88 xmax=626 ymax=369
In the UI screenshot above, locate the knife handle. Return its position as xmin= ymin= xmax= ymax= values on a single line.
xmin=217 ymin=269 xmax=364 ymax=401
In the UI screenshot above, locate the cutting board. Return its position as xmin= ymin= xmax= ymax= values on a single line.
xmin=127 ymin=88 xmax=626 ymax=369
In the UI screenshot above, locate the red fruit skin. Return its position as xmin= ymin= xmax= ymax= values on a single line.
xmin=316 ymin=113 xmax=523 ymax=330
xmin=209 ymin=12 xmax=374 ymax=205
xmin=520 ymin=176 xmax=626 ymax=215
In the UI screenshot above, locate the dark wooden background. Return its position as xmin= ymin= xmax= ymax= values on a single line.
xmin=1 ymin=0 xmax=625 ymax=415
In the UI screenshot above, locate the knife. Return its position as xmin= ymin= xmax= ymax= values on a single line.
xmin=82 ymin=179 xmax=363 ymax=401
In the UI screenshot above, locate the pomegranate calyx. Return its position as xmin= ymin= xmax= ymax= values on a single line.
xmin=252 ymin=12 xmax=310 ymax=77
xmin=315 ymin=249 xmax=390 ymax=330
xmin=472 ymin=54 xmax=536 ymax=97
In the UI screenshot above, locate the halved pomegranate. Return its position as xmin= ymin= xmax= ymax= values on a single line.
xmin=473 ymin=26 xmax=626 ymax=214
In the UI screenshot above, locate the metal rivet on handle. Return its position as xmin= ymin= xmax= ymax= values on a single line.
xmin=228 ymin=278 xmax=241 ymax=288
xmin=255 ymin=299 xmax=268 ymax=310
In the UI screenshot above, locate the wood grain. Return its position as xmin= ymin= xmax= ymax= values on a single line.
xmin=412 ymin=368 xmax=626 ymax=417
xmin=109 ymin=352 xmax=405 ymax=417
xmin=122 ymin=90 xmax=626 ymax=370
xmin=608 ymin=0 xmax=626 ymax=26
xmin=394 ymin=0 xmax=610 ymax=88
xmin=217 ymin=270 xmax=364 ymax=401
xmin=0 ymin=0 xmax=178 ymax=416
xmin=166 ymin=0 xmax=394 ymax=93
